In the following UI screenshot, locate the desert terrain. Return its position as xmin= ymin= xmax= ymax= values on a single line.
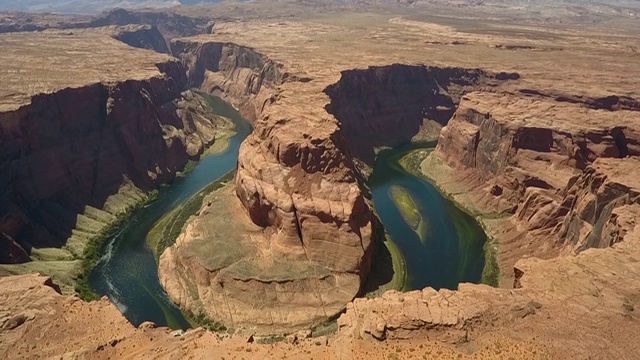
xmin=1 ymin=0 xmax=640 ymax=359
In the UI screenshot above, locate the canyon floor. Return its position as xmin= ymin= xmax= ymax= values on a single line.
xmin=1 ymin=0 xmax=640 ymax=359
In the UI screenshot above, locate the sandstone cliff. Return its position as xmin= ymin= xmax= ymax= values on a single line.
xmin=0 ymin=8 xmax=210 ymax=38
xmin=324 ymin=65 xmax=517 ymax=164
xmin=338 ymin=157 xmax=640 ymax=359
xmin=0 ymin=32 xmax=231 ymax=263
xmin=159 ymin=40 xmax=380 ymax=332
xmin=159 ymin=40 xmax=523 ymax=332
xmin=435 ymin=91 xmax=640 ymax=254
xmin=110 ymin=24 xmax=171 ymax=53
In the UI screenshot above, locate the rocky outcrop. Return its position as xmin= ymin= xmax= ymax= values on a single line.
xmin=161 ymin=44 xmax=526 ymax=331
xmin=110 ymin=24 xmax=170 ymax=53
xmin=0 ymin=233 xmax=29 ymax=264
xmin=158 ymin=40 xmax=380 ymax=332
xmin=324 ymin=65 xmax=514 ymax=164
xmin=435 ymin=91 xmax=640 ymax=253
xmin=159 ymin=185 xmax=366 ymax=333
xmin=337 ymin=159 xmax=640 ymax=358
xmin=0 ymin=59 xmax=226 ymax=262
xmin=170 ymin=40 xmax=282 ymax=120
xmin=556 ymin=158 xmax=640 ymax=251
xmin=89 ymin=9 xmax=211 ymax=41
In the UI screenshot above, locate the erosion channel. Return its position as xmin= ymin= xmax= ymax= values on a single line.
xmin=88 ymin=95 xmax=253 ymax=330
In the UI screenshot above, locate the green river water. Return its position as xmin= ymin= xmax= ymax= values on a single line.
xmin=88 ymin=97 xmax=487 ymax=328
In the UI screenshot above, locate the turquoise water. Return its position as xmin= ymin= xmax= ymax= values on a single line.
xmin=88 ymin=95 xmax=486 ymax=329
xmin=368 ymin=145 xmax=487 ymax=291
xmin=88 ymin=95 xmax=252 ymax=329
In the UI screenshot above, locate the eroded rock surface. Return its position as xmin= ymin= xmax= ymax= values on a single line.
xmin=435 ymin=91 xmax=640 ymax=254
xmin=324 ymin=65 xmax=515 ymax=164
xmin=160 ymin=40 xmax=379 ymax=332
xmin=0 ymin=31 xmax=230 ymax=262
xmin=3 ymin=2 xmax=640 ymax=359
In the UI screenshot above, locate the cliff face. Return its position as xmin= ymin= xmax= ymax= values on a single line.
xmin=170 ymin=40 xmax=281 ymax=120
xmin=435 ymin=91 xmax=640 ymax=253
xmin=89 ymin=9 xmax=211 ymax=41
xmin=324 ymin=65 xmax=514 ymax=164
xmin=110 ymin=24 xmax=171 ymax=53
xmin=0 ymin=59 xmax=224 ymax=262
xmin=556 ymin=158 xmax=640 ymax=251
xmin=338 ymin=158 xmax=640 ymax=360
xmin=160 ymin=41 xmax=380 ymax=331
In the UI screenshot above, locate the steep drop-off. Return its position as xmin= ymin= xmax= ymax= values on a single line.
xmin=434 ymin=91 xmax=640 ymax=255
xmin=0 ymin=58 xmax=229 ymax=264
xmin=160 ymin=40 xmax=382 ymax=332
xmin=324 ymin=65 xmax=517 ymax=164
xmin=331 ymin=74 xmax=640 ymax=349
xmin=159 ymin=39 xmax=519 ymax=331
xmin=110 ymin=24 xmax=171 ymax=53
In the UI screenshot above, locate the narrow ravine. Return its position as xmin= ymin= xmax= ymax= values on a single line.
xmin=88 ymin=95 xmax=253 ymax=330
xmin=368 ymin=144 xmax=487 ymax=291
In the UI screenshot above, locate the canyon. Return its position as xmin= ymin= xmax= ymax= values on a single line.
xmin=1 ymin=0 xmax=640 ymax=359
xmin=0 ymin=29 xmax=233 ymax=292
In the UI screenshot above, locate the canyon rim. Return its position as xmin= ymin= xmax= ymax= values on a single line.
xmin=1 ymin=1 xmax=640 ymax=359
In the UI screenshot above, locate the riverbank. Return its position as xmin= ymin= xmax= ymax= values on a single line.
xmin=146 ymin=171 xmax=235 ymax=260
xmin=75 ymin=190 xmax=157 ymax=300
xmin=368 ymin=144 xmax=488 ymax=292
xmin=87 ymin=93 xmax=254 ymax=329
xmin=361 ymin=233 xmax=407 ymax=298
xmin=0 ymin=182 xmax=150 ymax=295
xmin=0 ymin=90 xmax=240 ymax=296
xmin=402 ymin=148 xmax=507 ymax=287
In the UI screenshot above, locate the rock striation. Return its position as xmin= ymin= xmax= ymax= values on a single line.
xmin=435 ymin=91 xmax=640 ymax=253
xmin=109 ymin=24 xmax=171 ymax=53
xmin=339 ymin=147 xmax=640 ymax=360
xmin=160 ymin=40 xmax=381 ymax=332
xmin=0 ymin=31 xmax=229 ymax=262
xmin=160 ymin=39 xmax=522 ymax=332
xmin=324 ymin=65 xmax=515 ymax=164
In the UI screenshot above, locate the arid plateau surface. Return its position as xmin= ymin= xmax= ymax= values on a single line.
xmin=1 ymin=1 xmax=640 ymax=359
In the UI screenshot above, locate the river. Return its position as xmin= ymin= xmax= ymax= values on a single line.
xmin=368 ymin=145 xmax=486 ymax=291
xmin=88 ymin=94 xmax=253 ymax=330
xmin=89 ymin=95 xmax=486 ymax=329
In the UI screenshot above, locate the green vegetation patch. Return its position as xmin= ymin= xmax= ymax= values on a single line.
xmin=481 ymin=237 xmax=500 ymax=287
xmin=256 ymin=335 xmax=287 ymax=344
xmin=385 ymin=236 xmax=407 ymax=292
xmin=183 ymin=309 xmax=231 ymax=333
xmin=389 ymin=185 xmax=421 ymax=230
xmin=362 ymin=233 xmax=407 ymax=298
xmin=398 ymin=146 xmax=435 ymax=180
xmin=74 ymin=197 xmax=154 ymax=301
xmin=389 ymin=185 xmax=431 ymax=243
xmin=310 ymin=318 xmax=339 ymax=337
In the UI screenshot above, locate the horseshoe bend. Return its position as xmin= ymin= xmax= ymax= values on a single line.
xmin=1 ymin=2 xmax=640 ymax=359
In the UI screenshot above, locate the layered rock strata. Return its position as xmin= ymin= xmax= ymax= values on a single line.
xmin=0 ymin=31 xmax=230 ymax=262
xmin=435 ymin=91 xmax=640 ymax=253
xmin=160 ymin=40 xmax=521 ymax=332
xmin=160 ymin=40 xmax=382 ymax=332
xmin=324 ymin=65 xmax=517 ymax=164
xmin=109 ymin=24 xmax=171 ymax=53
xmin=338 ymin=157 xmax=640 ymax=358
